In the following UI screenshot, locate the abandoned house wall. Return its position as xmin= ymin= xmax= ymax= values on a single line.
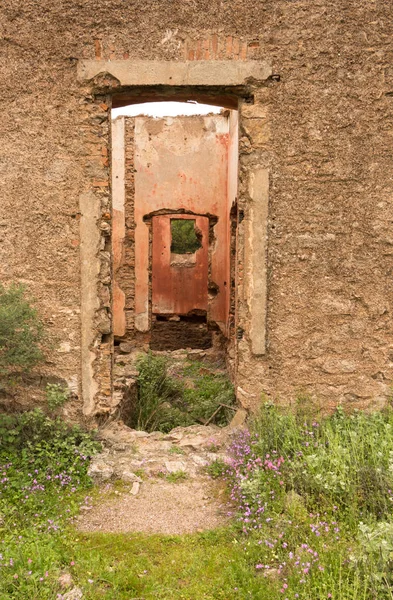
xmin=1 ymin=0 xmax=392 ymax=416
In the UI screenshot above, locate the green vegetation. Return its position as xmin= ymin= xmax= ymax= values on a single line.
xmin=3 ymin=399 xmax=393 ymax=598
xmin=166 ymin=470 xmax=189 ymax=483
xmin=0 ymin=409 xmax=100 ymax=599
xmin=205 ymin=458 xmax=228 ymax=479
xmin=131 ymin=352 xmax=235 ymax=433
xmin=46 ymin=383 xmax=69 ymax=413
xmin=220 ymin=403 xmax=393 ymax=599
xmin=170 ymin=219 xmax=202 ymax=254
xmin=0 ymin=283 xmax=44 ymax=387
xmin=169 ymin=446 xmax=186 ymax=455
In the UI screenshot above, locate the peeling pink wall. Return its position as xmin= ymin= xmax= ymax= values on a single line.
xmin=133 ymin=114 xmax=232 ymax=333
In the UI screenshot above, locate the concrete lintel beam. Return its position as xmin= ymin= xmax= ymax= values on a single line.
xmin=77 ymin=60 xmax=272 ymax=87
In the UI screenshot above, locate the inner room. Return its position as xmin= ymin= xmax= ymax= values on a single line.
xmin=111 ymin=98 xmax=239 ymax=364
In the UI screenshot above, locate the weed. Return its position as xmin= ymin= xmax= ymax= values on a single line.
xmin=4 ymin=402 xmax=393 ymax=599
xmin=169 ymin=446 xmax=185 ymax=455
xmin=133 ymin=468 xmax=147 ymax=480
xmin=206 ymin=458 xmax=229 ymax=479
xmin=205 ymin=438 xmax=221 ymax=452
xmin=166 ymin=470 xmax=188 ymax=483
xmin=218 ymin=404 xmax=393 ymax=598
xmin=46 ymin=382 xmax=69 ymax=413
xmin=183 ymin=371 xmax=236 ymax=426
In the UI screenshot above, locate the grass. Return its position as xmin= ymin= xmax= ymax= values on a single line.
xmin=61 ymin=529 xmax=281 ymax=599
xmin=165 ymin=470 xmax=189 ymax=483
xmin=3 ymin=403 xmax=393 ymax=598
xmin=169 ymin=446 xmax=186 ymax=455
xmin=130 ymin=352 xmax=236 ymax=433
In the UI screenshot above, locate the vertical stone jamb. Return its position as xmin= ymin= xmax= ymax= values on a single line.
xmin=80 ymin=90 xmax=113 ymax=416
xmin=246 ymin=168 xmax=269 ymax=355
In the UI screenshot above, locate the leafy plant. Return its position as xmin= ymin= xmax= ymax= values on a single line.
xmin=184 ymin=373 xmax=236 ymax=426
xmin=46 ymin=383 xmax=69 ymax=413
xmin=0 ymin=283 xmax=44 ymax=385
xmin=206 ymin=458 xmax=229 ymax=479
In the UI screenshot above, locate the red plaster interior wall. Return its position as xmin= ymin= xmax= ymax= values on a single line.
xmin=132 ymin=113 xmax=233 ymax=334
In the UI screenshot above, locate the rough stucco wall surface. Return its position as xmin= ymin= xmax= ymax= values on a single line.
xmin=0 ymin=0 xmax=392 ymax=411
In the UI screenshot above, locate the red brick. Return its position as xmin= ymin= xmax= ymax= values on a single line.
xmin=94 ymin=39 xmax=102 ymax=60
xmin=226 ymin=36 xmax=233 ymax=57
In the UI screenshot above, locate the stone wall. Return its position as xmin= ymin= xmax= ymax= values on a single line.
xmin=1 ymin=1 xmax=392 ymax=416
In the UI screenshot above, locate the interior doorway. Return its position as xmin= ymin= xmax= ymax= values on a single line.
xmin=111 ymin=97 xmax=239 ymax=357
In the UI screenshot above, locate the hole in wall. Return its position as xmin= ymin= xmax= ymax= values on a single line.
xmin=112 ymin=100 xmax=223 ymax=119
xmin=170 ymin=219 xmax=202 ymax=254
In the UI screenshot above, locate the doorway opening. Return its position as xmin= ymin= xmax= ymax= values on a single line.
xmin=111 ymin=94 xmax=239 ymax=360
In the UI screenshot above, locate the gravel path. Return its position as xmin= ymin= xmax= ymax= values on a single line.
xmin=77 ymin=479 xmax=227 ymax=535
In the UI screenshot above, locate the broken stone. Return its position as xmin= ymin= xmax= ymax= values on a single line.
xmin=58 ymin=572 xmax=73 ymax=589
xmin=111 ymin=443 xmax=128 ymax=452
xmin=187 ymin=349 xmax=206 ymax=360
xmin=87 ymin=461 xmax=114 ymax=480
xmin=163 ymin=431 xmax=184 ymax=442
xmin=120 ymin=470 xmax=142 ymax=483
xmin=228 ymin=408 xmax=247 ymax=430
xmin=178 ymin=436 xmax=207 ymax=450
xmin=165 ymin=460 xmax=187 ymax=473
xmin=191 ymin=454 xmax=209 ymax=467
xmin=62 ymin=587 xmax=83 ymax=600
xmin=119 ymin=342 xmax=134 ymax=354
xmin=130 ymin=481 xmax=140 ymax=495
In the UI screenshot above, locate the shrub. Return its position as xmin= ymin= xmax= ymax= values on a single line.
xmin=130 ymin=353 xmax=236 ymax=433
xmin=46 ymin=383 xmax=69 ymax=413
xmin=170 ymin=219 xmax=202 ymax=254
xmin=184 ymin=373 xmax=236 ymax=426
xmin=0 ymin=283 xmax=44 ymax=386
xmin=0 ymin=408 xmax=100 ymax=528
xmin=132 ymin=352 xmax=187 ymax=432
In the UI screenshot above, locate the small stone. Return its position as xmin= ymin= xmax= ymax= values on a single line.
xmin=58 ymin=572 xmax=73 ymax=589
xmin=187 ymin=349 xmax=206 ymax=360
xmin=228 ymin=408 xmax=247 ymax=430
xmin=130 ymin=481 xmax=140 ymax=495
xmin=165 ymin=460 xmax=187 ymax=473
xmin=120 ymin=470 xmax=142 ymax=483
xmin=112 ymin=443 xmax=128 ymax=452
xmin=88 ymin=461 xmax=114 ymax=481
xmin=261 ymin=568 xmax=280 ymax=581
xmin=62 ymin=587 xmax=83 ymax=600
xmin=80 ymin=505 xmax=93 ymax=511
xmin=178 ymin=435 xmax=206 ymax=450
xmin=191 ymin=455 xmax=208 ymax=467
xmin=119 ymin=342 xmax=134 ymax=354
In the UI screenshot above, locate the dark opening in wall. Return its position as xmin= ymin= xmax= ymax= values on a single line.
xmin=150 ymin=318 xmax=212 ymax=351
xmin=170 ymin=219 xmax=202 ymax=254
